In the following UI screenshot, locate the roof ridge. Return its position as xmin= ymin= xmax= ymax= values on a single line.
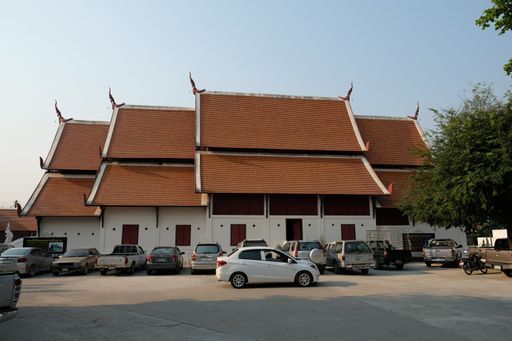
xmin=355 ymin=115 xmax=412 ymax=121
xmin=121 ymin=104 xmax=195 ymax=111
xmin=204 ymin=90 xmax=344 ymax=102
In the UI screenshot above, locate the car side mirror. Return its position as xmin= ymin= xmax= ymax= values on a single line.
xmin=222 ymin=251 xmax=226 ymax=255
xmin=287 ymin=258 xmax=293 ymax=264
xmin=456 ymin=245 xmax=462 ymax=249
xmin=180 ymin=252 xmax=185 ymax=255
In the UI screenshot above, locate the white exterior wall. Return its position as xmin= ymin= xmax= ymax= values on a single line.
xmin=409 ymin=222 xmax=467 ymax=246
xmin=101 ymin=207 xmax=156 ymax=253
xmin=40 ymin=217 xmax=100 ymax=250
xmin=211 ymin=217 xmax=268 ymax=251
xmin=159 ymin=207 xmax=207 ymax=253
xmin=101 ymin=207 xmax=207 ymax=253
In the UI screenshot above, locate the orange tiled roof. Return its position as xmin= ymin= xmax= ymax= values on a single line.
xmin=105 ymin=106 xmax=195 ymax=159
xmin=375 ymin=170 xmax=414 ymax=208
xmin=23 ymin=175 xmax=99 ymax=217
xmin=356 ymin=117 xmax=428 ymax=166
xmin=0 ymin=209 xmax=37 ymax=232
xmin=198 ymin=153 xmax=388 ymax=195
xmin=45 ymin=121 xmax=109 ymax=171
xmin=89 ymin=164 xmax=203 ymax=206
xmin=198 ymin=92 xmax=365 ymax=152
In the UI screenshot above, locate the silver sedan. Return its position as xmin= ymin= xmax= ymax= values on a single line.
xmin=0 ymin=247 xmax=53 ymax=277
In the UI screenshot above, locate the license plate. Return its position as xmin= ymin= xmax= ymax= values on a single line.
xmin=494 ymin=265 xmax=502 ymax=270
xmin=157 ymin=259 xmax=166 ymax=263
xmin=62 ymin=268 xmax=68 ymax=272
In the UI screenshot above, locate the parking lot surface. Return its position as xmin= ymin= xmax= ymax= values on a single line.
xmin=1 ymin=263 xmax=511 ymax=341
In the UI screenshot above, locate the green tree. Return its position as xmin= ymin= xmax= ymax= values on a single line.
xmin=401 ymin=85 xmax=512 ymax=236
xmin=476 ymin=0 xmax=512 ymax=75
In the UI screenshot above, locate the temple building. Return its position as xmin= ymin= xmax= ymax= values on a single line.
xmin=21 ymin=90 xmax=467 ymax=254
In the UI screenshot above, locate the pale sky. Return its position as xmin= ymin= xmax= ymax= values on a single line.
xmin=0 ymin=0 xmax=510 ymax=207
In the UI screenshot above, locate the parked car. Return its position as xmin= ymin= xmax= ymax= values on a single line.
xmin=236 ymin=239 xmax=268 ymax=248
xmin=146 ymin=246 xmax=185 ymax=275
xmin=191 ymin=243 xmax=224 ymax=274
xmin=51 ymin=248 xmax=100 ymax=276
xmin=96 ymin=245 xmax=146 ymax=275
xmin=471 ymin=238 xmax=512 ymax=278
xmin=423 ymin=239 xmax=462 ymax=267
xmin=325 ymin=240 xmax=374 ymax=274
xmin=0 ymin=247 xmax=52 ymax=277
xmin=0 ymin=244 xmax=12 ymax=254
xmin=0 ymin=272 xmax=22 ymax=323
xmin=216 ymin=247 xmax=320 ymax=288
xmin=281 ymin=240 xmax=326 ymax=274
xmin=367 ymin=240 xmax=412 ymax=270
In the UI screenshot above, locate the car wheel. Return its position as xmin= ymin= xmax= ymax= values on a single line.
xmin=374 ymin=260 xmax=382 ymax=270
xmin=295 ymin=271 xmax=313 ymax=287
xmin=503 ymin=270 xmax=512 ymax=278
xmin=175 ymin=267 xmax=181 ymax=274
xmin=28 ymin=265 xmax=36 ymax=277
xmin=425 ymin=262 xmax=432 ymax=267
xmin=230 ymin=272 xmax=247 ymax=289
xmin=100 ymin=269 xmax=108 ymax=276
xmin=318 ymin=265 xmax=325 ymax=274
xmin=394 ymin=263 xmax=404 ymax=270
xmin=334 ymin=261 xmax=341 ymax=274
xmin=128 ymin=263 xmax=135 ymax=275
xmin=360 ymin=269 xmax=369 ymax=275
xmin=52 ymin=271 xmax=59 ymax=276
xmin=147 ymin=269 xmax=153 ymax=275
xmin=82 ymin=264 xmax=89 ymax=275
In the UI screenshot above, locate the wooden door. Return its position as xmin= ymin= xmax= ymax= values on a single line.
xmin=341 ymin=224 xmax=356 ymax=240
xmin=230 ymin=224 xmax=247 ymax=246
xmin=175 ymin=225 xmax=191 ymax=246
xmin=122 ymin=225 xmax=139 ymax=244
xmin=293 ymin=220 xmax=303 ymax=240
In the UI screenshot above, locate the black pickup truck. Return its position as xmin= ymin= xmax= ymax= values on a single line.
xmin=368 ymin=240 xmax=412 ymax=270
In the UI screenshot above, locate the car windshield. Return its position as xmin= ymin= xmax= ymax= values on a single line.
xmin=63 ymin=249 xmax=89 ymax=257
xmin=429 ymin=240 xmax=454 ymax=247
xmin=243 ymin=240 xmax=267 ymax=247
xmin=298 ymin=242 xmax=322 ymax=251
xmin=112 ymin=246 xmax=136 ymax=254
xmin=345 ymin=242 xmax=371 ymax=254
xmin=1 ymin=248 xmax=30 ymax=257
xmin=152 ymin=248 xmax=175 ymax=256
xmin=195 ymin=245 xmax=220 ymax=254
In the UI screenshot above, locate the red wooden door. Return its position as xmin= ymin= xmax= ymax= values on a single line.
xmin=122 ymin=225 xmax=139 ymax=244
xmin=293 ymin=220 xmax=303 ymax=240
xmin=175 ymin=225 xmax=191 ymax=246
xmin=341 ymin=224 xmax=356 ymax=240
xmin=230 ymin=224 xmax=246 ymax=246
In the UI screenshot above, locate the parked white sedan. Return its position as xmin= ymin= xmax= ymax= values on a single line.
xmin=216 ymin=247 xmax=320 ymax=288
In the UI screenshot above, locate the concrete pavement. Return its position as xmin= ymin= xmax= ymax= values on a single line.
xmin=0 ymin=263 xmax=510 ymax=340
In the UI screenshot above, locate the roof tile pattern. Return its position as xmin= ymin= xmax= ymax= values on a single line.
xmin=0 ymin=209 xmax=37 ymax=231
xmin=107 ymin=108 xmax=195 ymax=159
xmin=375 ymin=170 xmax=414 ymax=208
xmin=28 ymin=177 xmax=99 ymax=216
xmin=47 ymin=122 xmax=108 ymax=171
xmin=92 ymin=164 xmax=203 ymax=206
xmin=200 ymin=93 xmax=363 ymax=152
xmin=356 ymin=117 xmax=427 ymax=166
xmin=200 ymin=153 xmax=387 ymax=195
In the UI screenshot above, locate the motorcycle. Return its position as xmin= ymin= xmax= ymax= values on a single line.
xmin=462 ymin=251 xmax=487 ymax=275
